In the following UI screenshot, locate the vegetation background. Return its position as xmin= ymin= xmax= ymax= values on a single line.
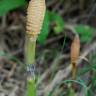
xmin=0 ymin=0 xmax=96 ymax=96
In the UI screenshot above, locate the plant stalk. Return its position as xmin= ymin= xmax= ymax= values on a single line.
xmin=25 ymin=36 xmax=36 ymax=96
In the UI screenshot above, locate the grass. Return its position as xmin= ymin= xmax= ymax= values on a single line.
xmin=48 ymin=79 xmax=88 ymax=96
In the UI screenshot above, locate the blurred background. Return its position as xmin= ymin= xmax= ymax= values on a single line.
xmin=0 ymin=0 xmax=96 ymax=96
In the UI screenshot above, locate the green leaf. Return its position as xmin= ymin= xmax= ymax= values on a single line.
xmin=0 ymin=0 xmax=26 ymax=16
xmin=49 ymin=11 xmax=64 ymax=34
xmin=75 ymin=25 xmax=94 ymax=43
xmin=37 ymin=11 xmax=64 ymax=44
xmin=38 ymin=11 xmax=50 ymax=44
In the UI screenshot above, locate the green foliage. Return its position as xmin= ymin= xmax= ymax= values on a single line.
xmin=0 ymin=0 xmax=26 ymax=16
xmin=48 ymin=79 xmax=88 ymax=96
xmin=38 ymin=10 xmax=95 ymax=44
xmin=38 ymin=11 xmax=64 ymax=44
xmin=49 ymin=11 xmax=64 ymax=34
xmin=75 ymin=25 xmax=95 ymax=43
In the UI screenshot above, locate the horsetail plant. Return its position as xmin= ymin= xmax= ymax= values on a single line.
xmin=70 ymin=35 xmax=80 ymax=79
xmin=25 ymin=0 xmax=46 ymax=96
xmin=66 ymin=35 xmax=80 ymax=96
